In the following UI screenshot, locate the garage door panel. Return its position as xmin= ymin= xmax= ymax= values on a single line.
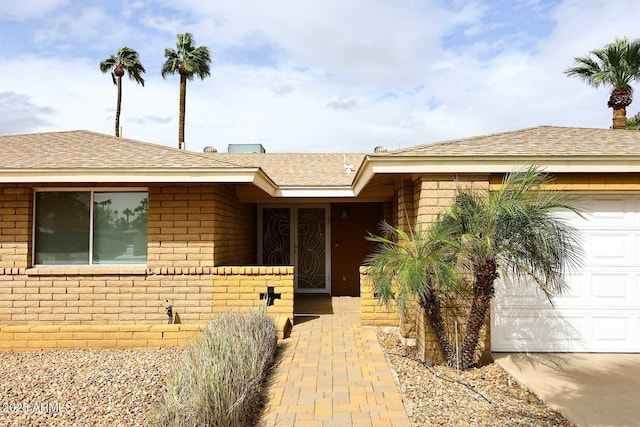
xmin=491 ymin=308 xmax=586 ymax=352
xmin=590 ymin=272 xmax=639 ymax=306
xmin=591 ymin=313 xmax=639 ymax=350
xmin=493 ymin=277 xmax=548 ymax=306
xmin=492 ymin=193 xmax=640 ymax=353
xmin=589 ymin=232 xmax=634 ymax=264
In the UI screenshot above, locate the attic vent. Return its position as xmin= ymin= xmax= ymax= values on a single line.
xmin=343 ymin=154 xmax=354 ymax=173
xmin=228 ymin=143 xmax=266 ymax=153
xmin=203 ymin=146 xmax=218 ymax=153
xmin=374 ymin=146 xmax=388 ymax=153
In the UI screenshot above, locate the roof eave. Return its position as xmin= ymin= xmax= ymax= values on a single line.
xmin=0 ymin=167 xmax=278 ymax=196
xmin=353 ymin=155 xmax=640 ymax=194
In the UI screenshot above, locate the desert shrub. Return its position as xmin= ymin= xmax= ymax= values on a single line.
xmin=148 ymin=310 xmax=278 ymax=427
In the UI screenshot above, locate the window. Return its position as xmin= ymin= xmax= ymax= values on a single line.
xmin=34 ymin=190 xmax=148 ymax=265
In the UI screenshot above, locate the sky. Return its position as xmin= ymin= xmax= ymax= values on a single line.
xmin=0 ymin=0 xmax=639 ymax=154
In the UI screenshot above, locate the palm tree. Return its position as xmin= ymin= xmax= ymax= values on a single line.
xmin=99 ymin=47 xmax=146 ymax=137
xmin=161 ymin=33 xmax=211 ymax=150
xmin=566 ymin=37 xmax=640 ymax=129
xmin=365 ymin=220 xmax=465 ymax=366
xmin=441 ymin=167 xmax=582 ymax=369
xmin=366 ymin=167 xmax=582 ymax=370
xmin=626 ymin=111 xmax=640 ymax=129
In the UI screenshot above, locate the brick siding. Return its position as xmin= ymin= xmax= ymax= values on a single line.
xmin=0 ymin=183 xmax=290 ymax=350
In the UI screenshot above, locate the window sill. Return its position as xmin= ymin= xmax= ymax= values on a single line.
xmin=25 ymin=266 xmax=149 ymax=276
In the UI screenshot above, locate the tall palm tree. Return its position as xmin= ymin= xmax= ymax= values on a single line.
xmin=441 ymin=167 xmax=582 ymax=369
xmin=99 ymin=47 xmax=146 ymax=137
xmin=566 ymin=37 xmax=640 ymax=129
xmin=161 ymin=33 xmax=211 ymax=150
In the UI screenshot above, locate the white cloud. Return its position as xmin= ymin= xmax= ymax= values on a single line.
xmin=0 ymin=0 xmax=68 ymax=20
xmin=1 ymin=0 xmax=640 ymax=154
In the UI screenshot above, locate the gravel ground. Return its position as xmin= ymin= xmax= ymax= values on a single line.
xmin=0 ymin=347 xmax=182 ymax=427
xmin=0 ymin=334 xmax=576 ymax=427
xmin=377 ymin=329 xmax=575 ymax=427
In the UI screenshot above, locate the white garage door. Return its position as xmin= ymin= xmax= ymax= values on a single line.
xmin=492 ymin=194 xmax=640 ymax=352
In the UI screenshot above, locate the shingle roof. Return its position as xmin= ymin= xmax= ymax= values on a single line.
xmin=205 ymin=153 xmax=365 ymax=186
xmin=386 ymin=126 xmax=640 ymax=157
xmin=0 ymin=130 xmax=240 ymax=169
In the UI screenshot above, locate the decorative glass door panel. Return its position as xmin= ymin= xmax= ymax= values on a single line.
xmin=296 ymin=208 xmax=327 ymax=291
xmin=258 ymin=205 xmax=330 ymax=294
xmin=261 ymin=208 xmax=291 ymax=266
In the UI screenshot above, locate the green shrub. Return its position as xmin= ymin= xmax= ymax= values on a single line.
xmin=148 ymin=310 xmax=278 ymax=427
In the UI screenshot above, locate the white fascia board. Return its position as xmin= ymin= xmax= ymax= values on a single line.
xmin=0 ymin=168 xmax=278 ymax=195
xmin=368 ymin=156 xmax=640 ymax=173
xmin=353 ymin=156 xmax=640 ymax=194
xmin=274 ymin=186 xmax=356 ymax=198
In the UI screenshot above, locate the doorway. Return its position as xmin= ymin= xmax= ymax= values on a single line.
xmin=258 ymin=205 xmax=331 ymax=294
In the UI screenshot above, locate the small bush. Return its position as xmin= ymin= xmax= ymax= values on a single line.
xmin=148 ymin=310 xmax=278 ymax=427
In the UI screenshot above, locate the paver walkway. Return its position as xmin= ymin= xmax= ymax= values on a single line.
xmin=260 ymin=296 xmax=412 ymax=427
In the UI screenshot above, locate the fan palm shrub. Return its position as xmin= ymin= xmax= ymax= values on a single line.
xmin=367 ymin=166 xmax=583 ymax=370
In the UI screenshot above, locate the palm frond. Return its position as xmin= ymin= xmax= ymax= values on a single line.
xmin=364 ymin=220 xmax=464 ymax=316
xmin=566 ymin=37 xmax=640 ymax=93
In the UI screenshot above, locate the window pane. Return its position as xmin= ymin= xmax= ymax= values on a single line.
xmin=93 ymin=192 xmax=148 ymax=264
xmin=35 ymin=192 xmax=90 ymax=265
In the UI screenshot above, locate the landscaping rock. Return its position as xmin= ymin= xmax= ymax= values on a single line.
xmin=377 ymin=329 xmax=575 ymax=427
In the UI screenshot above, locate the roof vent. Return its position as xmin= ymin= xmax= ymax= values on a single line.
xmin=343 ymin=154 xmax=354 ymax=173
xmin=228 ymin=143 xmax=266 ymax=153
xmin=374 ymin=146 xmax=387 ymax=153
xmin=203 ymin=146 xmax=218 ymax=153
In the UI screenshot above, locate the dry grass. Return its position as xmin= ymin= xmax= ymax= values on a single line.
xmin=148 ymin=310 xmax=278 ymax=427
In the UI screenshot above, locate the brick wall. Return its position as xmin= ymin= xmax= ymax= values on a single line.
xmin=394 ymin=179 xmax=414 ymax=232
xmin=0 ymin=186 xmax=31 ymax=270
xmin=212 ymin=185 xmax=256 ymax=266
xmin=411 ymin=175 xmax=491 ymax=355
xmin=359 ymin=267 xmax=399 ymax=327
xmin=0 ymin=324 xmax=202 ymax=351
xmin=415 ymin=293 xmax=491 ymax=365
xmin=414 ymin=174 xmax=490 ymax=227
xmin=0 ymin=266 xmax=293 ymax=350
xmin=212 ymin=266 xmax=294 ymax=337
xmin=0 ymin=183 xmax=291 ymax=350
xmin=147 ymin=183 xmax=256 ymax=270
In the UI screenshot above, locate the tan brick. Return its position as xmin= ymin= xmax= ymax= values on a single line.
xmin=116 ymin=339 xmax=148 ymax=348
xmin=28 ymin=340 xmax=58 ymax=349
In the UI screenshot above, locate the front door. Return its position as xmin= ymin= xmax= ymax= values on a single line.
xmin=259 ymin=205 xmax=331 ymax=293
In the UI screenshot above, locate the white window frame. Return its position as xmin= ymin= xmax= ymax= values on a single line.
xmin=32 ymin=187 xmax=148 ymax=267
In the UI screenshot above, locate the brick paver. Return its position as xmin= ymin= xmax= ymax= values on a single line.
xmin=260 ymin=297 xmax=412 ymax=427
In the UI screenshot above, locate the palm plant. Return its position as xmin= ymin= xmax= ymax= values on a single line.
xmin=365 ymin=220 xmax=465 ymax=365
xmin=441 ymin=167 xmax=582 ymax=369
xmin=366 ymin=167 xmax=582 ymax=370
xmin=161 ymin=33 xmax=211 ymax=150
xmin=626 ymin=111 xmax=640 ymax=129
xmin=99 ymin=47 xmax=146 ymax=137
xmin=565 ymin=37 xmax=640 ymax=129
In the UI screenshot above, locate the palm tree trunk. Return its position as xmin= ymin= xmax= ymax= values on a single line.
xmin=115 ymin=76 xmax=122 ymax=137
xmin=178 ymin=74 xmax=187 ymax=150
xmin=461 ymin=258 xmax=498 ymax=370
xmin=613 ymin=106 xmax=627 ymax=129
xmin=420 ymin=292 xmax=456 ymax=366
